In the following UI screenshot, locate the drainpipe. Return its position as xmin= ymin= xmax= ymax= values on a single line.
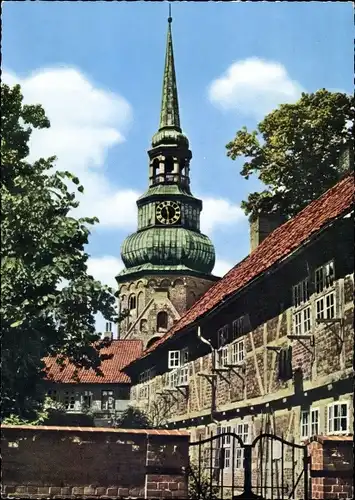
xmin=197 ymin=326 xmax=218 ymax=425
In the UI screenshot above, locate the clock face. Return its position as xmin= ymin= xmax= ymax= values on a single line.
xmin=156 ymin=201 xmax=181 ymax=225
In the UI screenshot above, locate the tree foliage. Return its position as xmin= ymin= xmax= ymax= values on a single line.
xmin=1 ymin=83 xmax=122 ymax=419
xmin=226 ymin=89 xmax=354 ymax=221
xmin=114 ymin=406 xmax=154 ymax=429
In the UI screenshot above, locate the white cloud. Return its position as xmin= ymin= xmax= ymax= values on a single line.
xmin=213 ymin=258 xmax=234 ymax=277
xmin=3 ymin=66 xmax=246 ymax=235
xmin=87 ymin=256 xmax=124 ymax=290
xmin=2 ymin=67 xmax=139 ymax=230
xmin=200 ymin=197 xmax=245 ymax=235
xmin=208 ymin=57 xmax=304 ymax=119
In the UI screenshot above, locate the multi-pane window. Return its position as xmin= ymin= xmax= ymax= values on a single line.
xmin=232 ymin=315 xmax=249 ymax=340
xmin=315 ymin=261 xmax=335 ymax=294
xmin=215 ymin=426 xmax=231 ymax=469
xmin=301 ymin=409 xmax=320 ymax=439
xmin=47 ymin=389 xmax=57 ymax=401
xmin=294 ymin=306 xmax=311 ymax=335
xmin=64 ymin=391 xmax=75 ymax=410
xmin=293 ymin=278 xmax=310 ymax=307
xmin=139 ymin=385 xmax=149 ymax=399
xmin=218 ymin=325 xmax=229 ymax=348
xmin=82 ymin=391 xmax=92 ymax=409
xmin=328 ymin=403 xmax=348 ymax=434
xmin=178 ymin=365 xmax=189 ymax=386
xmin=168 ymin=348 xmax=188 ymax=369
xmin=217 ymin=346 xmax=229 ymax=368
xmin=168 ymin=350 xmax=181 ymax=369
xmin=235 ymin=423 xmax=250 ymax=469
xmin=101 ymin=390 xmax=115 ymax=410
xmin=169 ymin=370 xmax=179 ymax=389
xmin=139 ymin=368 xmax=154 ymax=383
xmin=300 ymin=411 xmax=310 ymax=439
xmin=316 ymin=292 xmax=335 ymax=320
xmin=311 ymin=409 xmax=320 ymax=436
xmin=231 ymin=340 xmax=245 ymax=365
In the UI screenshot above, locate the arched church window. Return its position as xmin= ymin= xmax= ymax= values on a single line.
xmin=140 ymin=319 xmax=148 ymax=333
xmin=157 ymin=311 xmax=168 ymax=331
xmin=129 ymin=295 xmax=136 ymax=310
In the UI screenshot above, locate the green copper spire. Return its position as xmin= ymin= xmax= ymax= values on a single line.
xmin=159 ymin=10 xmax=181 ymax=131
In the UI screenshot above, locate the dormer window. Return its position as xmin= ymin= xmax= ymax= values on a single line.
xmin=293 ymin=278 xmax=310 ymax=307
xmin=168 ymin=347 xmax=188 ymax=369
xmin=218 ymin=325 xmax=229 ymax=348
xmin=315 ymin=261 xmax=334 ymax=293
xmin=168 ymin=350 xmax=180 ymax=369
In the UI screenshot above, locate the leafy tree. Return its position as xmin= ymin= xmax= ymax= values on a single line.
xmin=226 ymin=89 xmax=354 ymax=221
xmin=1 ymin=83 xmax=124 ymax=420
xmin=113 ymin=406 xmax=153 ymax=429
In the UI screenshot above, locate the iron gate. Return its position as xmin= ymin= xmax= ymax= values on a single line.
xmin=188 ymin=432 xmax=310 ymax=500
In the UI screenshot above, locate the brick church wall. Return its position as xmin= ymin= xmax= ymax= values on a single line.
xmin=1 ymin=425 xmax=189 ymax=499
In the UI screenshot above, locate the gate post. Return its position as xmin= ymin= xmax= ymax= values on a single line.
xmin=243 ymin=445 xmax=252 ymax=496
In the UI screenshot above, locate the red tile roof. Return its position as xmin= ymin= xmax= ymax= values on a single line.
xmin=130 ymin=174 xmax=354 ymax=365
xmin=44 ymin=340 xmax=143 ymax=384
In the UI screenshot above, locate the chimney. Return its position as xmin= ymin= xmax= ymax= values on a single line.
xmin=103 ymin=321 xmax=113 ymax=340
xmin=250 ymin=211 xmax=285 ymax=253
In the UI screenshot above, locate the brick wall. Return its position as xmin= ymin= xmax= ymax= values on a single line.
xmin=130 ymin=273 xmax=353 ymax=432
xmin=308 ymin=436 xmax=353 ymax=499
xmin=1 ymin=425 xmax=189 ymax=499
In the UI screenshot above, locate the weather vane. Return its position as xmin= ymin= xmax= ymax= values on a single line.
xmin=168 ymin=3 xmax=172 ymax=23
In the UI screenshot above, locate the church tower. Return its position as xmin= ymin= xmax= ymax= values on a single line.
xmin=116 ymin=14 xmax=218 ymax=348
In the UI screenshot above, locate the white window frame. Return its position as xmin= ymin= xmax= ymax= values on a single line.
xmin=300 ymin=408 xmax=320 ymax=439
xmin=327 ymin=402 xmax=349 ymax=435
xmin=218 ymin=325 xmax=229 ymax=348
xmin=217 ymin=346 xmax=229 ymax=368
xmin=293 ymin=305 xmax=312 ymax=335
xmin=300 ymin=410 xmax=310 ymax=440
xmin=139 ymin=385 xmax=149 ymax=400
xmin=82 ymin=391 xmax=92 ymax=409
xmin=232 ymin=315 xmax=248 ymax=340
xmin=168 ymin=350 xmax=181 ymax=369
xmin=221 ymin=425 xmax=231 ymax=469
xmin=101 ymin=390 xmax=115 ymax=411
xmin=231 ymin=339 xmax=245 ymax=365
xmin=316 ymin=291 xmax=336 ymax=320
xmin=234 ymin=423 xmax=250 ymax=469
xmin=315 ymin=260 xmax=335 ymax=294
xmin=64 ymin=391 xmax=76 ymax=410
xmin=293 ymin=278 xmax=310 ymax=307
xmin=310 ymin=408 xmax=320 ymax=436
xmin=168 ymin=369 xmax=179 ymax=389
xmin=178 ymin=365 xmax=189 ymax=386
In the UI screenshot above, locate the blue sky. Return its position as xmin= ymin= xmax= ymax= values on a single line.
xmin=3 ymin=2 xmax=353 ymax=318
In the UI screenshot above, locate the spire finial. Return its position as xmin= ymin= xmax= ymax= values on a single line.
xmin=158 ymin=4 xmax=181 ymax=131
